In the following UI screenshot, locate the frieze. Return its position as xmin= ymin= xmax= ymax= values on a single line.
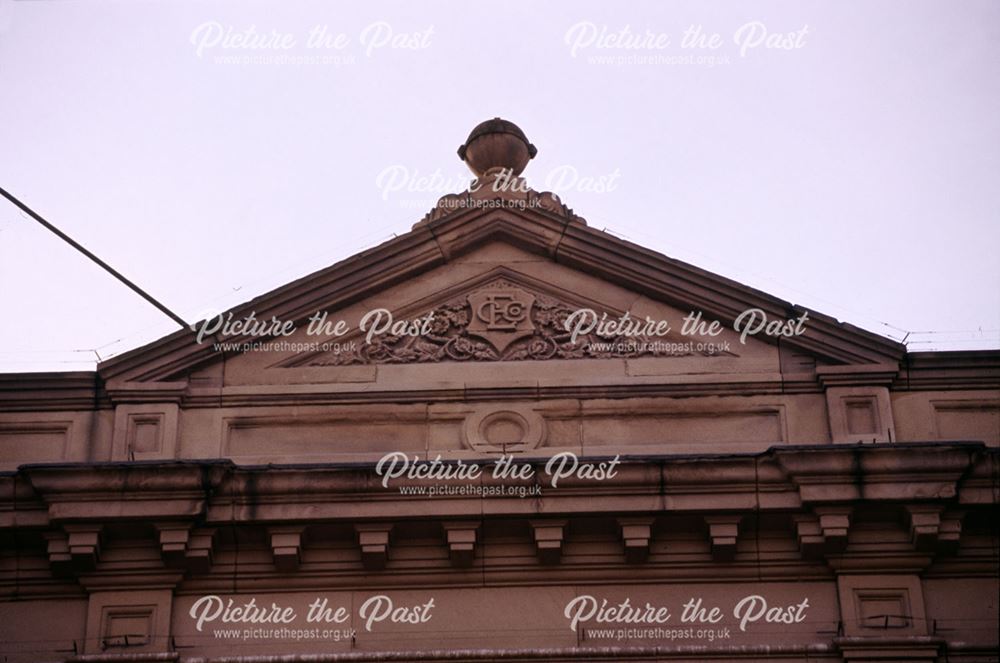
xmin=309 ymin=279 xmax=734 ymax=365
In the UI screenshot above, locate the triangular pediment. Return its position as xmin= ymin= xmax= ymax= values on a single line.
xmin=97 ymin=203 xmax=904 ymax=385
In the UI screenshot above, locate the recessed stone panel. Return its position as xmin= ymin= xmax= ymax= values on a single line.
xmin=825 ymin=387 xmax=894 ymax=443
xmin=581 ymin=410 xmax=785 ymax=449
xmin=0 ymin=421 xmax=70 ymax=466
xmin=225 ymin=416 xmax=427 ymax=461
xmin=845 ymin=398 xmax=878 ymax=436
xmin=112 ymin=404 xmax=179 ymax=461
xmin=837 ymin=574 xmax=927 ymax=637
xmin=932 ymin=400 xmax=1000 ymax=443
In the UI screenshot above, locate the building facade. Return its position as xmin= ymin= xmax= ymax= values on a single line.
xmin=1 ymin=121 xmax=998 ymax=662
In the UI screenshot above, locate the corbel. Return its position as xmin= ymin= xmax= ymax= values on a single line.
xmin=815 ymin=506 xmax=852 ymax=552
xmin=618 ymin=517 xmax=654 ymax=564
xmin=529 ymin=519 xmax=568 ymax=565
xmin=269 ymin=526 xmax=307 ymax=572
xmin=355 ymin=523 xmax=393 ymax=571
xmin=63 ymin=523 xmax=102 ymax=571
xmin=704 ymin=515 xmax=742 ymax=561
xmin=441 ymin=521 xmax=479 ymax=568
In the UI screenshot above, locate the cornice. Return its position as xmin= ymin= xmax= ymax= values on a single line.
xmin=103 ymin=380 xmax=188 ymax=404
xmin=2 ymin=444 xmax=994 ymax=531
xmin=896 ymin=349 xmax=1000 ymax=391
xmin=816 ymin=363 xmax=899 ymax=387
xmin=0 ymin=371 xmax=109 ymax=411
xmin=1 ymin=444 xmax=995 ymax=595
xmin=21 ymin=461 xmax=230 ymax=523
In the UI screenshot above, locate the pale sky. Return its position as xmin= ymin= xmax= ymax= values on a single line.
xmin=1 ymin=0 xmax=998 ymax=372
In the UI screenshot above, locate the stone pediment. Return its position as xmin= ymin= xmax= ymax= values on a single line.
xmin=281 ymin=269 xmax=737 ymax=368
xmin=97 ymin=200 xmax=905 ymax=384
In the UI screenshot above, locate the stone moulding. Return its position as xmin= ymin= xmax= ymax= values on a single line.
xmin=3 ymin=445 xmax=994 ymax=563
xmin=174 ymin=643 xmax=837 ymax=663
xmin=0 ymin=443 xmax=994 ymax=623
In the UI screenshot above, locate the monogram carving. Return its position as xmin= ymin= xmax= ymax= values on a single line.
xmin=467 ymin=289 xmax=536 ymax=352
xmin=308 ymin=280 xmax=731 ymax=365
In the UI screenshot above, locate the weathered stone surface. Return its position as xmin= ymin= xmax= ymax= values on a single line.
xmin=0 ymin=120 xmax=996 ymax=661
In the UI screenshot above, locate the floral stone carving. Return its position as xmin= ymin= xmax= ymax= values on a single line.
xmin=309 ymin=280 xmax=732 ymax=365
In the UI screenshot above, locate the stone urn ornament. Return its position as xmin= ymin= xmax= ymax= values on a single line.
xmin=457 ymin=117 xmax=538 ymax=179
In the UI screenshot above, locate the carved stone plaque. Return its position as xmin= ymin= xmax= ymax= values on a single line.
xmin=466 ymin=286 xmax=536 ymax=352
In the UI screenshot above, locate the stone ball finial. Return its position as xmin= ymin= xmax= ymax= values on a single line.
xmin=457 ymin=118 xmax=537 ymax=178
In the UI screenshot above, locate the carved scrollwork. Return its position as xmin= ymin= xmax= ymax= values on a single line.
xmin=309 ymin=280 xmax=732 ymax=366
